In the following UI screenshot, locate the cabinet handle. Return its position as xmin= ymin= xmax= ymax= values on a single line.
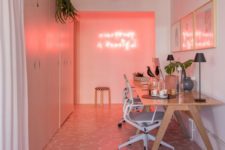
xmin=34 ymin=62 xmax=37 ymax=69
xmin=38 ymin=61 xmax=41 ymax=68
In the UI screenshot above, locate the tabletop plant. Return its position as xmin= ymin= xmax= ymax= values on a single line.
xmin=55 ymin=0 xmax=78 ymax=23
xmin=164 ymin=59 xmax=193 ymax=78
xmin=165 ymin=59 xmax=194 ymax=91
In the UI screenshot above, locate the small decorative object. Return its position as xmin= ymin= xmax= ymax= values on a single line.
xmin=151 ymin=89 xmax=158 ymax=97
xmin=134 ymin=72 xmax=144 ymax=77
xmin=194 ymin=53 xmax=206 ymax=102
xmin=170 ymin=89 xmax=176 ymax=96
xmin=159 ymin=89 xmax=168 ymax=98
xmin=183 ymin=77 xmax=194 ymax=91
xmin=155 ymin=66 xmax=160 ymax=76
xmin=152 ymin=58 xmax=165 ymax=81
xmin=55 ymin=0 xmax=78 ymax=23
xmin=133 ymin=72 xmax=149 ymax=83
xmin=147 ymin=66 xmax=155 ymax=77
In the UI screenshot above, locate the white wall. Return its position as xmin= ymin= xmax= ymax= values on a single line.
xmin=73 ymin=0 xmax=167 ymax=12
xmin=171 ymin=0 xmax=225 ymax=149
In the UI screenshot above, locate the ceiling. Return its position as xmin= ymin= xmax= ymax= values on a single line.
xmin=71 ymin=0 xmax=160 ymax=11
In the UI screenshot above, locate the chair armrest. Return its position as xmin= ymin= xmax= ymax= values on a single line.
xmin=131 ymin=104 xmax=144 ymax=108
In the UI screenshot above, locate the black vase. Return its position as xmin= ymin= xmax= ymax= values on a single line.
xmin=183 ymin=77 xmax=194 ymax=91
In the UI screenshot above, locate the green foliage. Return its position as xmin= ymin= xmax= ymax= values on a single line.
xmin=164 ymin=59 xmax=193 ymax=75
xmin=55 ymin=0 xmax=77 ymax=23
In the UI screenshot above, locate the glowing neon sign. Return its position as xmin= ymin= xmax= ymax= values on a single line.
xmin=97 ymin=31 xmax=137 ymax=50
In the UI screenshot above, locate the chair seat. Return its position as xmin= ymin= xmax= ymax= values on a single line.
xmin=133 ymin=97 xmax=142 ymax=103
xmin=130 ymin=112 xmax=164 ymax=122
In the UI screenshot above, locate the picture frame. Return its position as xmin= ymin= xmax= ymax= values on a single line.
xmin=171 ymin=22 xmax=181 ymax=52
xmin=194 ymin=1 xmax=215 ymax=50
xmin=180 ymin=13 xmax=194 ymax=51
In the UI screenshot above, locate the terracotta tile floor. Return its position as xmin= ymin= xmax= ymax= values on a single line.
xmin=45 ymin=104 xmax=201 ymax=150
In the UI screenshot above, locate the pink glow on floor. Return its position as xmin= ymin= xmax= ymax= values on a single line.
xmin=45 ymin=104 xmax=200 ymax=150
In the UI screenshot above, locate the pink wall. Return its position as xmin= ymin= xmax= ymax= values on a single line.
xmin=76 ymin=12 xmax=155 ymax=103
xmin=171 ymin=0 xmax=225 ymax=149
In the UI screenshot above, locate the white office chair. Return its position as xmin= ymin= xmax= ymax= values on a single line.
xmin=118 ymin=75 xmax=174 ymax=150
xmin=118 ymin=75 xmax=143 ymax=128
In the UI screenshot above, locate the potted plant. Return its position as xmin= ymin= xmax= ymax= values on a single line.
xmin=55 ymin=0 xmax=78 ymax=23
xmin=164 ymin=59 xmax=194 ymax=91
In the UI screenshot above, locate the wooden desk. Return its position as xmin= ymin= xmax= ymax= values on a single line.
xmin=134 ymin=84 xmax=223 ymax=150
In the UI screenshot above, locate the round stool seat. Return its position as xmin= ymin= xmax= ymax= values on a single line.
xmin=95 ymin=87 xmax=110 ymax=90
xmin=95 ymin=87 xmax=111 ymax=105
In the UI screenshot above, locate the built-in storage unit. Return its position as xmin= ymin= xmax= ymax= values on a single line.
xmin=24 ymin=1 xmax=74 ymax=149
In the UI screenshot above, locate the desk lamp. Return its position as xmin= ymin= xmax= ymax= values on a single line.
xmin=194 ymin=53 xmax=206 ymax=102
xmin=167 ymin=54 xmax=174 ymax=64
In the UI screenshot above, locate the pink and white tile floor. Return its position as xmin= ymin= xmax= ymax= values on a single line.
xmin=45 ymin=104 xmax=200 ymax=150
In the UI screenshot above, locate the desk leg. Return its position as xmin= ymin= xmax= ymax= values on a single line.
xmin=152 ymin=106 xmax=175 ymax=150
xmin=188 ymin=106 xmax=213 ymax=150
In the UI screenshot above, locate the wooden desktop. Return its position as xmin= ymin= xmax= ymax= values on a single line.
xmin=133 ymin=82 xmax=223 ymax=150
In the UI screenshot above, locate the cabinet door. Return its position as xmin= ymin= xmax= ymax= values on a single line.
xmin=59 ymin=22 xmax=74 ymax=125
xmin=46 ymin=51 xmax=60 ymax=136
xmin=25 ymin=2 xmax=53 ymax=150
xmin=25 ymin=22 xmax=48 ymax=150
xmin=45 ymin=1 xmax=61 ymax=140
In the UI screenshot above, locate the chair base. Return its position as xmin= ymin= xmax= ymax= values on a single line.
xmin=118 ymin=133 xmax=174 ymax=150
xmin=117 ymin=119 xmax=126 ymax=128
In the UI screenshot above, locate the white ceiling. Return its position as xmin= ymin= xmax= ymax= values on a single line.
xmin=71 ymin=0 xmax=160 ymax=11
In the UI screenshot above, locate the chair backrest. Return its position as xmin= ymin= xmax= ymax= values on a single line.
xmin=122 ymin=74 xmax=161 ymax=127
xmin=123 ymin=74 xmax=134 ymax=104
xmin=123 ymin=74 xmax=143 ymax=128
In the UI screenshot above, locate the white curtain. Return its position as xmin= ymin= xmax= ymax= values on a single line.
xmin=0 ymin=0 xmax=28 ymax=150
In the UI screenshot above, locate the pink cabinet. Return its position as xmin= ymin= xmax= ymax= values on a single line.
xmin=59 ymin=22 xmax=74 ymax=125
xmin=24 ymin=0 xmax=74 ymax=149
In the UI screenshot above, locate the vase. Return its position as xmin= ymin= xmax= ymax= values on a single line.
xmin=183 ymin=77 xmax=194 ymax=91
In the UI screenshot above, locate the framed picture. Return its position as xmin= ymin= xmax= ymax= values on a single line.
xmin=171 ymin=22 xmax=181 ymax=52
xmin=194 ymin=1 xmax=215 ymax=49
xmin=181 ymin=13 xmax=194 ymax=51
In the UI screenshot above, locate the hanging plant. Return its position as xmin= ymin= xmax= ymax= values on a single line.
xmin=55 ymin=0 xmax=78 ymax=23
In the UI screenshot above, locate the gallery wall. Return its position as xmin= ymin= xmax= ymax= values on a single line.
xmin=171 ymin=0 xmax=225 ymax=149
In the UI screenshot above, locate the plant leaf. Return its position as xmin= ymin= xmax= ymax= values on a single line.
xmin=183 ymin=59 xmax=193 ymax=69
xmin=55 ymin=0 xmax=77 ymax=23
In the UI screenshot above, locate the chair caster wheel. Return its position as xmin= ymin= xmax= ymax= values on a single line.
xmin=118 ymin=123 xmax=122 ymax=128
xmin=122 ymin=120 xmax=126 ymax=123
